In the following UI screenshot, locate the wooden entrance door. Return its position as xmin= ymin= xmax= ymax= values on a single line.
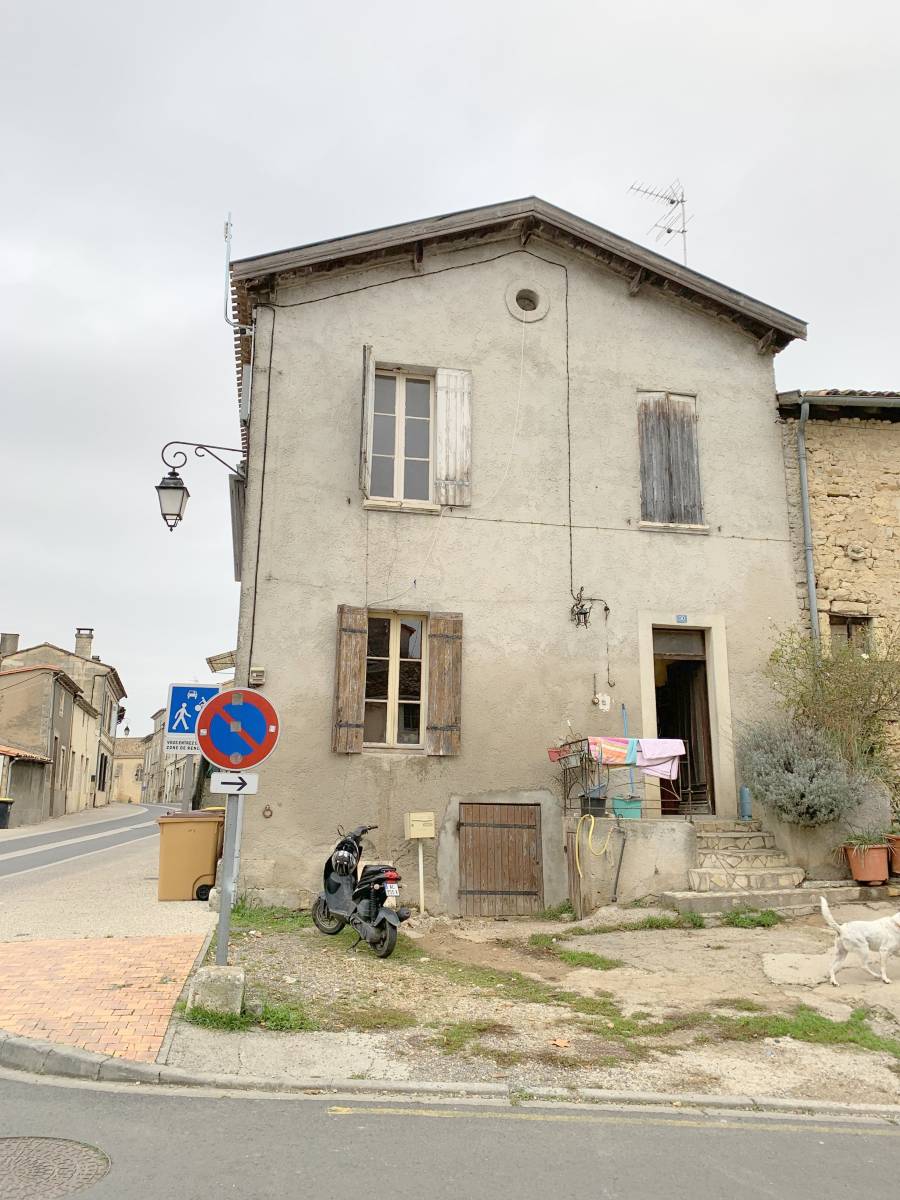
xmin=458 ymin=803 xmax=543 ymax=917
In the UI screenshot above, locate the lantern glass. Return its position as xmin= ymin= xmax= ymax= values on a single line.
xmin=156 ymin=470 xmax=190 ymax=531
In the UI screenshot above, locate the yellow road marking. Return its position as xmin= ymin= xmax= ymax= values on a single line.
xmin=327 ymin=1104 xmax=900 ymax=1136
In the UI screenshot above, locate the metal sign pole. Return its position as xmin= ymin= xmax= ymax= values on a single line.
xmin=215 ymin=794 xmax=242 ymax=966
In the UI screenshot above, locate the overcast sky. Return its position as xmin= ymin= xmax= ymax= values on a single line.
xmin=3 ymin=2 xmax=897 ymax=732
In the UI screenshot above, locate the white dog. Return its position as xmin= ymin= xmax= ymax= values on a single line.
xmin=820 ymin=895 xmax=900 ymax=986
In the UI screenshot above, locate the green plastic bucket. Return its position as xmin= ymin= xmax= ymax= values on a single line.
xmin=612 ymin=797 xmax=642 ymax=819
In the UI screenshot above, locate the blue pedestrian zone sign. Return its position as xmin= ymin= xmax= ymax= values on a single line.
xmin=165 ymin=684 xmax=220 ymax=754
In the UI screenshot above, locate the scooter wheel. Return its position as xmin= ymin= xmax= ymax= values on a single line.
xmin=312 ymin=897 xmax=346 ymax=935
xmin=372 ymin=923 xmax=398 ymax=958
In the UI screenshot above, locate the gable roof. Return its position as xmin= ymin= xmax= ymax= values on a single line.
xmin=0 ymin=665 xmax=82 ymax=696
xmin=231 ymin=196 xmax=807 ymax=351
xmin=4 ymin=642 xmax=127 ymax=698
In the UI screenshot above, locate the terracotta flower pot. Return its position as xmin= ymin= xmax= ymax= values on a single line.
xmin=845 ymin=844 xmax=890 ymax=885
xmin=886 ymin=834 xmax=900 ymax=876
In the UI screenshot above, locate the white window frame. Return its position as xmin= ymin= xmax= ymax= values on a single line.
xmin=368 ymin=370 xmax=435 ymax=508
xmin=363 ymin=611 xmax=428 ymax=750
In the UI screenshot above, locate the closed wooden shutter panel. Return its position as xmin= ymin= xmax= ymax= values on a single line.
xmin=434 ymin=368 xmax=473 ymax=506
xmin=358 ymin=345 xmax=375 ymax=495
xmin=425 ymin=612 xmax=463 ymax=755
xmin=638 ymin=394 xmax=703 ymax=525
xmin=331 ymin=604 xmax=367 ymax=753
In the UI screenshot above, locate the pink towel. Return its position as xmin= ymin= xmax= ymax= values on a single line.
xmin=637 ymin=738 xmax=685 ymax=781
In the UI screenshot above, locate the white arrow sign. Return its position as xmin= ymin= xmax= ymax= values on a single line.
xmin=210 ymin=772 xmax=259 ymax=795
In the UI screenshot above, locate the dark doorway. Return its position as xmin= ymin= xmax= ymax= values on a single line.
xmin=653 ymin=628 xmax=715 ymax=815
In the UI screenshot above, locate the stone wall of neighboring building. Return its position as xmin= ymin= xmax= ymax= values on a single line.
xmin=112 ymin=735 xmax=149 ymax=805
xmin=782 ymin=415 xmax=900 ymax=635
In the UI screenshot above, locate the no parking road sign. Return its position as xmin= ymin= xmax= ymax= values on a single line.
xmin=197 ymin=688 xmax=280 ymax=771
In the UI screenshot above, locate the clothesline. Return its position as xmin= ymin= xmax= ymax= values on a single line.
xmin=548 ymin=736 xmax=685 ymax=781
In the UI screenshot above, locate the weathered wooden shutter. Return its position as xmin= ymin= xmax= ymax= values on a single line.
xmin=358 ymin=345 xmax=375 ymax=495
xmin=638 ymin=393 xmax=703 ymax=525
xmin=228 ymin=473 xmax=245 ymax=582
xmin=434 ymin=368 xmax=472 ymax=506
xmin=331 ymin=604 xmax=367 ymax=753
xmin=425 ymin=612 xmax=463 ymax=755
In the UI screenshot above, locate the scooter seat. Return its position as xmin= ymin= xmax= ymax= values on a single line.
xmin=359 ymin=863 xmax=393 ymax=879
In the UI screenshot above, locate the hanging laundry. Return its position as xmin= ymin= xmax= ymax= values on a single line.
xmin=591 ymin=736 xmax=638 ymax=766
xmin=636 ymin=738 xmax=685 ymax=780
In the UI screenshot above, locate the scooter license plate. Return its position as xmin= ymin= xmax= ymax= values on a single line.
xmin=385 ymin=883 xmax=400 ymax=896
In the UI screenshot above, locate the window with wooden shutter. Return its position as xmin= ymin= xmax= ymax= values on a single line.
xmin=331 ymin=604 xmax=368 ymax=753
xmin=425 ymin=612 xmax=463 ymax=756
xmin=434 ymin=368 xmax=472 ymax=506
xmin=638 ymin=393 xmax=704 ymax=526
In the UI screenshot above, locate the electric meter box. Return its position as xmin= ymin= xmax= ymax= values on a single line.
xmin=404 ymin=811 xmax=436 ymax=839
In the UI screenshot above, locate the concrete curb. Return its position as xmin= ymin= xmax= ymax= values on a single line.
xmin=2 ymin=1031 xmax=900 ymax=1120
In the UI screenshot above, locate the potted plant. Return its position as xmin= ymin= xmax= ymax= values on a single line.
xmin=887 ymin=826 xmax=900 ymax=876
xmin=838 ymin=828 xmax=891 ymax=884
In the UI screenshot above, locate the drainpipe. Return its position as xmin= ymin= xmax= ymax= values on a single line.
xmin=797 ymin=401 xmax=820 ymax=643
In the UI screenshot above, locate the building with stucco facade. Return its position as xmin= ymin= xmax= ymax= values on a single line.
xmin=224 ymin=198 xmax=809 ymax=914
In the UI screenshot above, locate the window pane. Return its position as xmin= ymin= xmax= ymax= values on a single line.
xmin=405 ymin=379 xmax=430 ymax=419
xmin=405 ymin=416 xmax=429 ymax=459
xmin=398 ymin=618 xmax=422 ymax=659
xmin=365 ymin=660 xmax=389 ymax=699
xmin=397 ymin=702 xmax=421 ymax=744
xmin=371 ymin=455 xmax=395 ymax=498
xmin=374 ymin=376 xmax=395 ymax=414
xmin=398 ymin=661 xmax=421 ymax=700
xmin=364 ymin=702 xmax=387 ymax=743
xmin=367 ymin=617 xmax=390 ymax=657
xmin=404 ymin=458 xmax=429 ymax=501
xmin=373 ymin=412 xmax=395 ymax=455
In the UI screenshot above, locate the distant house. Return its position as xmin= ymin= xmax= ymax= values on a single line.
xmin=225 ymin=197 xmax=808 ymax=913
xmin=0 ymin=627 xmax=127 ymax=826
xmin=112 ymin=735 xmax=150 ymax=805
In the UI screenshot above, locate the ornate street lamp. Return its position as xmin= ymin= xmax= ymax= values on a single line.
xmin=155 ymin=442 xmax=244 ymax=532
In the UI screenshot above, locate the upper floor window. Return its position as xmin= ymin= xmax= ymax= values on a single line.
xmin=371 ymin=372 xmax=433 ymax=502
xmin=638 ymin=392 xmax=705 ymax=528
xmin=359 ymin=347 xmax=473 ymax=509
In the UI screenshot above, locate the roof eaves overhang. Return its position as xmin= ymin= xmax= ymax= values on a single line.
xmin=231 ymin=196 xmax=807 ymax=351
xmin=778 ymin=389 xmax=900 ymax=420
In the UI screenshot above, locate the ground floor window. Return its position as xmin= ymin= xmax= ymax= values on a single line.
xmin=363 ymin=613 xmax=426 ymax=747
xmin=829 ymin=613 xmax=871 ymax=652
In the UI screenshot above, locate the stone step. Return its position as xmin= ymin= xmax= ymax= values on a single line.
xmin=688 ymin=866 xmax=805 ymax=893
xmin=696 ymin=831 xmax=777 ymax=851
xmin=697 ymin=849 xmax=790 ymax=870
xmin=691 ymin=819 xmax=763 ymax=833
xmin=660 ymin=883 xmax=889 ymax=916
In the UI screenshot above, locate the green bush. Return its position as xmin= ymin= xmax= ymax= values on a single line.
xmin=738 ymin=720 xmax=868 ymax=827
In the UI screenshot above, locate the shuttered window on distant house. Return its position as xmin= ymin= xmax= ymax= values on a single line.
xmin=331 ymin=605 xmax=462 ymax=755
xmin=638 ymin=392 xmax=704 ymax=527
xmin=359 ymin=346 xmax=472 ymax=508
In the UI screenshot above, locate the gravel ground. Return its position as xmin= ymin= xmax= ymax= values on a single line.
xmin=165 ymin=903 xmax=900 ymax=1103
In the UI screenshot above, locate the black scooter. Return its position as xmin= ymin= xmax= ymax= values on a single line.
xmin=312 ymin=824 xmax=410 ymax=958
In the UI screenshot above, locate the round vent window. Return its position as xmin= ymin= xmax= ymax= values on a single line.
xmin=505 ymin=281 xmax=550 ymax=323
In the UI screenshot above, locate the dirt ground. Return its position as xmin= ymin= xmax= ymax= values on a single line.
xmin=194 ymin=901 xmax=900 ymax=1104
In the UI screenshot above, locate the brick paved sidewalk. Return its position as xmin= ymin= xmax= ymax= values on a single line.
xmin=0 ymin=935 xmax=205 ymax=1062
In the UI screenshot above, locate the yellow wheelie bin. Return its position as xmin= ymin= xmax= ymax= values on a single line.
xmin=157 ymin=811 xmax=225 ymax=901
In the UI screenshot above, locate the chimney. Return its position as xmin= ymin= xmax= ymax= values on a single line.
xmin=0 ymin=632 xmax=19 ymax=658
xmin=75 ymin=627 xmax=94 ymax=658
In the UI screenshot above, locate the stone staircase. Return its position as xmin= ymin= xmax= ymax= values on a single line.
xmin=661 ymin=819 xmax=885 ymax=916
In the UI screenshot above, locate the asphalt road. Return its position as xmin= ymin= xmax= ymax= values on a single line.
xmin=2 ymin=1073 xmax=898 ymax=1200
xmin=0 ymin=806 xmax=166 ymax=879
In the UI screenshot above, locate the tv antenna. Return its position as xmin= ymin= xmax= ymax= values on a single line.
xmin=629 ymin=179 xmax=691 ymax=265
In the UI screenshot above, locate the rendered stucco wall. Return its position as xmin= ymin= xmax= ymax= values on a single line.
xmin=234 ymin=234 xmax=798 ymax=910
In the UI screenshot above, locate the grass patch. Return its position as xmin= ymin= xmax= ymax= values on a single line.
xmin=473 ymin=1046 xmax=528 ymax=1067
xmin=434 ymin=1020 xmax=514 ymax=1054
xmin=720 ymin=908 xmax=783 ymax=929
xmin=185 ymin=1005 xmax=253 ymax=1031
xmin=715 ymin=997 xmax=767 ymax=1013
xmin=333 ymin=1005 xmax=418 ymax=1032
xmin=231 ymin=901 xmax=314 ymax=933
xmin=536 ymin=900 xmax=575 ymax=921
xmin=526 ymin=936 xmax=624 ymax=971
xmin=556 ymin=912 xmax=705 ymax=936
xmin=715 ymin=1005 xmax=900 ymax=1058
xmin=259 ymin=1003 xmax=319 ymax=1032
